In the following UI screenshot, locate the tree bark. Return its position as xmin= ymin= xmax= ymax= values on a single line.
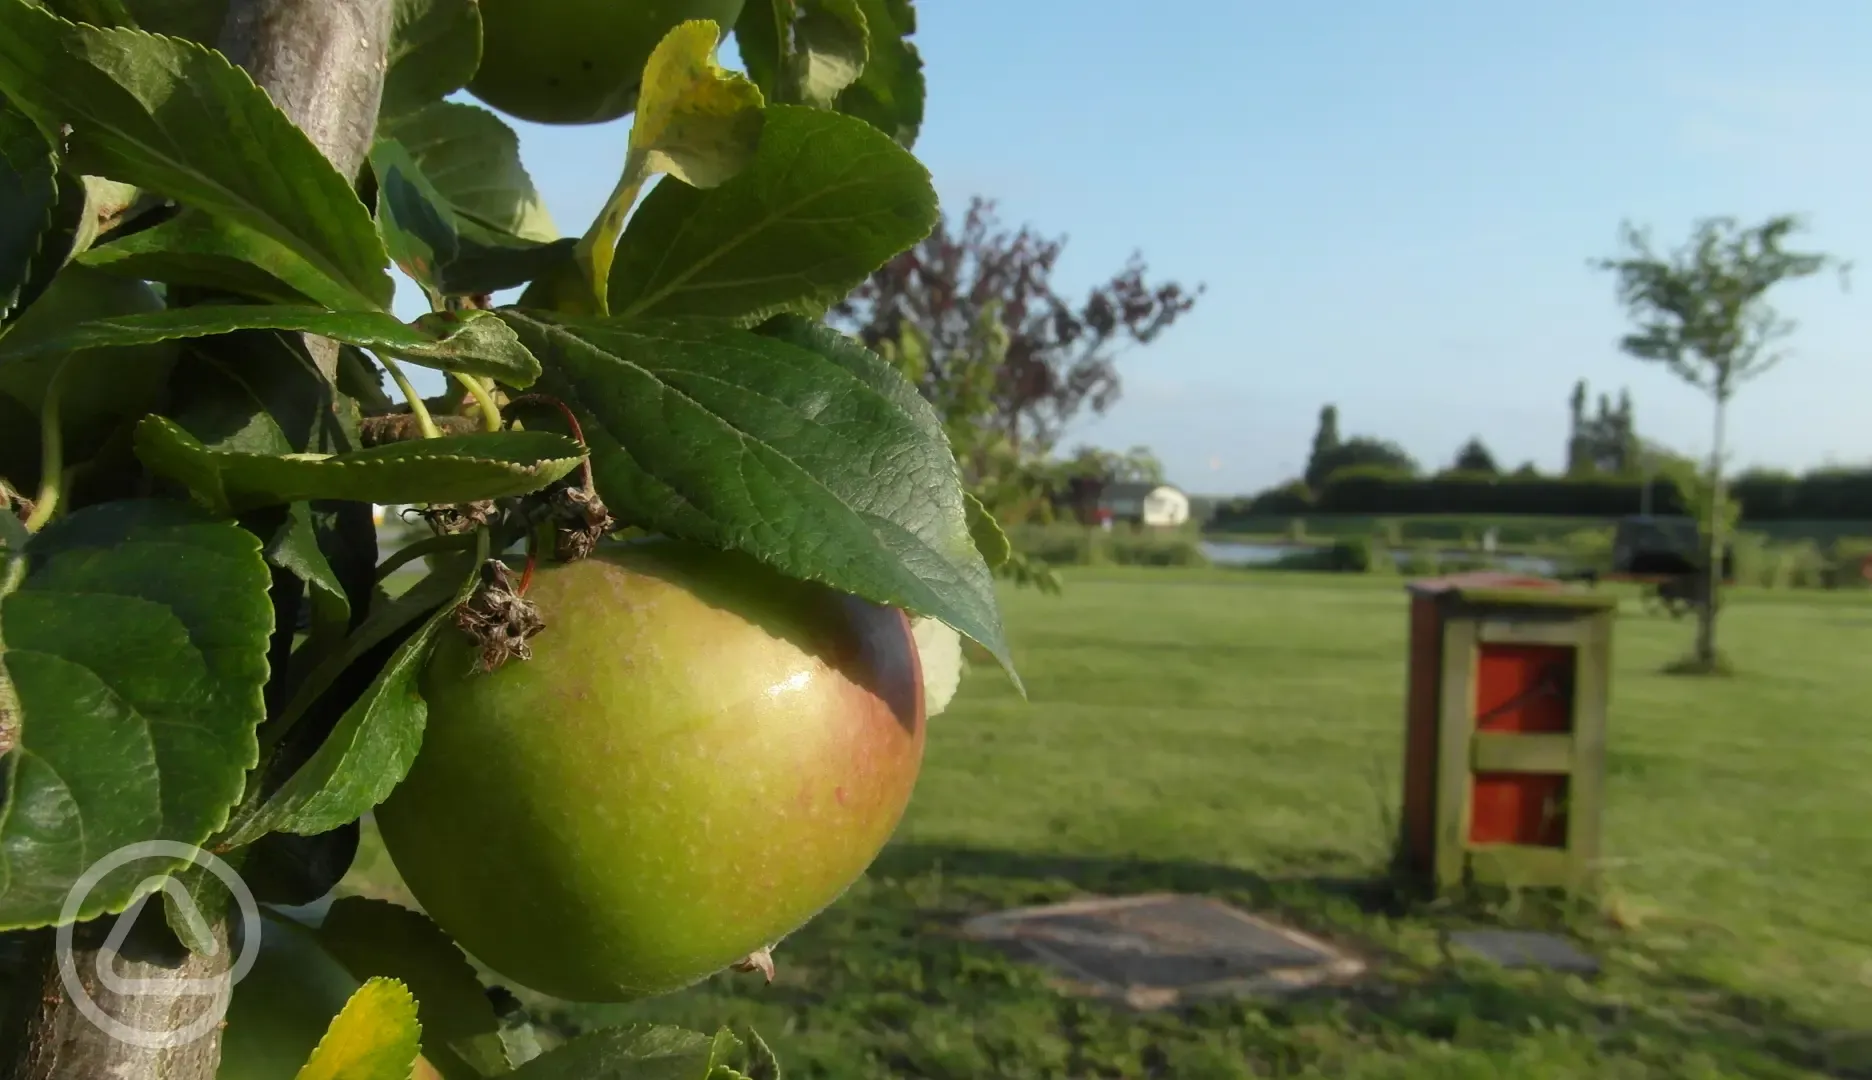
xmin=216 ymin=0 xmax=395 ymax=382
xmin=0 ymin=3 xmax=394 ymax=1078
xmin=1696 ymin=394 xmax=1729 ymax=667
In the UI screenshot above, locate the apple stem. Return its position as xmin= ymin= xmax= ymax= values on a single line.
xmin=508 ymin=393 xmax=595 ymax=496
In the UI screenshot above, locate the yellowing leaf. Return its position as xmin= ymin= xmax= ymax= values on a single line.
xmin=293 ymin=977 xmax=422 ymax=1080
xmin=630 ymin=20 xmax=766 ymax=189
xmin=566 ymin=18 xmax=765 ymax=315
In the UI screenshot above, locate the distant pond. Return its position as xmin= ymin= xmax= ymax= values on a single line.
xmin=1199 ymin=540 xmax=1562 ymax=577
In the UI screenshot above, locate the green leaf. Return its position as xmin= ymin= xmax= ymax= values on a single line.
xmin=219 ymin=544 xmax=480 ymax=843
xmin=316 ymin=897 xmax=504 ymax=1080
xmin=239 ymin=823 xmax=359 ymax=906
xmin=740 ymin=0 xmax=869 ymax=108
xmin=0 ymin=498 xmax=271 ymax=929
xmin=0 ymin=1 xmax=395 ymax=308
xmin=136 ymin=416 xmax=583 ymax=513
xmin=730 ymin=0 xmax=789 ymax=102
xmin=381 ymin=0 xmax=482 ymax=120
xmin=502 ymin=310 xmax=1015 ymax=679
xmin=118 ymin=0 xmax=225 ymax=41
xmin=790 ymin=0 xmax=868 ymax=107
xmin=293 ymin=977 xmax=423 ymax=1080
xmin=608 ymin=104 xmax=936 ymax=322
xmin=742 ymin=1030 xmax=782 ymax=1080
xmin=371 ymin=136 xmax=573 ymax=299
xmin=963 ymin=491 xmax=1010 ymax=569
xmin=834 ymin=0 xmax=923 ymax=148
xmin=32 ymin=0 xmax=136 ymax=27
xmin=504 ymin=1025 xmax=743 ymax=1080
xmin=380 ymin=101 xmax=558 ymax=245
xmin=78 ymin=210 xmax=367 ymax=310
xmin=0 ymin=98 xmax=58 ymax=320
xmin=568 ymin=19 xmax=764 ymax=314
xmin=0 ymin=303 xmax=543 ymax=386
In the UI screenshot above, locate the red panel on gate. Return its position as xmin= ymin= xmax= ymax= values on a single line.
xmin=1468 ymin=643 xmax=1574 ymax=846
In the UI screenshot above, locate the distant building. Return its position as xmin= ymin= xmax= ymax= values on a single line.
xmin=1066 ymin=480 xmax=1192 ymax=528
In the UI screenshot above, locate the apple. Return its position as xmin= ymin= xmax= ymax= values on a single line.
xmin=467 ymin=0 xmax=747 ymax=126
xmin=374 ymin=537 xmax=926 ymax=1002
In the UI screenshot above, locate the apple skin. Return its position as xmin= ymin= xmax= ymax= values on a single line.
xmin=468 ymin=0 xmax=747 ymax=125
xmin=216 ymin=913 xmax=363 ymax=1080
xmin=375 ymin=538 xmax=926 ymax=1003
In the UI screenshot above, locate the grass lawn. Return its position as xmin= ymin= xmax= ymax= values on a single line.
xmin=345 ymin=568 xmax=1872 ymax=1079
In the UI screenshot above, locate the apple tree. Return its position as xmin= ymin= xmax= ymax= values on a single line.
xmin=0 ymin=0 xmax=1014 ymax=1076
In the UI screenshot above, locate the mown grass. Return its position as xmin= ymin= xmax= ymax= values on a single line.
xmin=345 ymin=569 xmax=1872 ymax=1078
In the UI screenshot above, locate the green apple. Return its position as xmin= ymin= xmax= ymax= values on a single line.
xmin=375 ymin=537 xmax=926 ymax=1002
xmin=467 ymin=0 xmax=747 ymax=125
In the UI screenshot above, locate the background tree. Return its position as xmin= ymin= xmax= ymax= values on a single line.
xmin=835 ymin=196 xmax=1201 ymax=454
xmin=1308 ymin=435 xmax=1420 ymax=486
xmin=1304 ymin=404 xmax=1342 ymax=488
xmin=1061 ymin=444 xmax=1166 ymax=486
xmin=1449 ymin=436 xmax=1500 ymax=475
xmin=1596 ymin=213 xmax=1848 ymax=670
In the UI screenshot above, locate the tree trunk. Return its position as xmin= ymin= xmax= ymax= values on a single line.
xmin=215 ymin=0 xmax=395 ymax=382
xmin=0 ymin=3 xmax=393 ymax=1078
xmin=1695 ymin=394 xmax=1729 ymax=667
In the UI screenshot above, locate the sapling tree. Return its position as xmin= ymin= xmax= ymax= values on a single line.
xmin=0 ymin=1 xmax=1011 ymax=1078
xmin=1595 ymin=214 xmax=1846 ymax=670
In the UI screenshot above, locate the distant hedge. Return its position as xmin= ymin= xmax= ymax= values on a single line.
xmin=1211 ymin=466 xmax=1872 ymax=525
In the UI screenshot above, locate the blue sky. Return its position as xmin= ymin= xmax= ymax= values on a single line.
xmin=398 ymin=1 xmax=1872 ymax=495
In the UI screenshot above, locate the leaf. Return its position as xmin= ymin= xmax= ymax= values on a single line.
xmin=742 ymin=1029 xmax=782 ymax=1080
xmin=381 ymin=0 xmax=482 ymax=120
xmin=504 ymin=1025 xmax=743 ymax=1080
xmin=33 ymin=0 xmax=136 ymax=27
xmin=239 ymin=822 xmax=360 ymax=905
xmin=0 ymin=498 xmax=271 ymax=929
xmin=0 ymin=97 xmax=58 ymax=320
xmin=0 ymin=1 xmax=395 ymax=308
xmin=730 ymin=0 xmax=789 ymax=101
xmin=0 ymin=303 xmax=543 ymax=386
xmin=316 ymin=897 xmax=503 ymax=1080
xmin=78 ymin=210 xmax=367 ymax=310
xmin=607 ymin=105 xmax=936 ymax=322
xmin=502 ymin=310 xmax=1015 ymax=679
xmin=963 ymin=491 xmax=1010 ymax=569
xmin=569 ymin=19 xmax=764 ymax=314
xmin=379 ymin=101 xmax=557 ymax=245
xmin=629 ymin=21 xmax=767 ymax=190
xmin=118 ymin=0 xmax=225 ymax=42
xmin=219 ymin=543 xmax=480 ymax=843
xmin=218 ymin=551 xmax=468 ymax=847
xmin=135 ymin=416 xmax=583 ymax=513
xmin=834 ymin=0 xmax=923 ymax=148
xmin=371 ymin=136 xmax=573 ymax=299
xmin=293 ymin=977 xmax=423 ymax=1080
xmin=739 ymin=0 xmax=868 ymax=108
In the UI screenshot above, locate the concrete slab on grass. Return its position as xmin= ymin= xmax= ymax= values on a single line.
xmin=960 ymin=893 xmax=1365 ymax=1010
xmin=1447 ymin=929 xmax=1600 ymax=974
